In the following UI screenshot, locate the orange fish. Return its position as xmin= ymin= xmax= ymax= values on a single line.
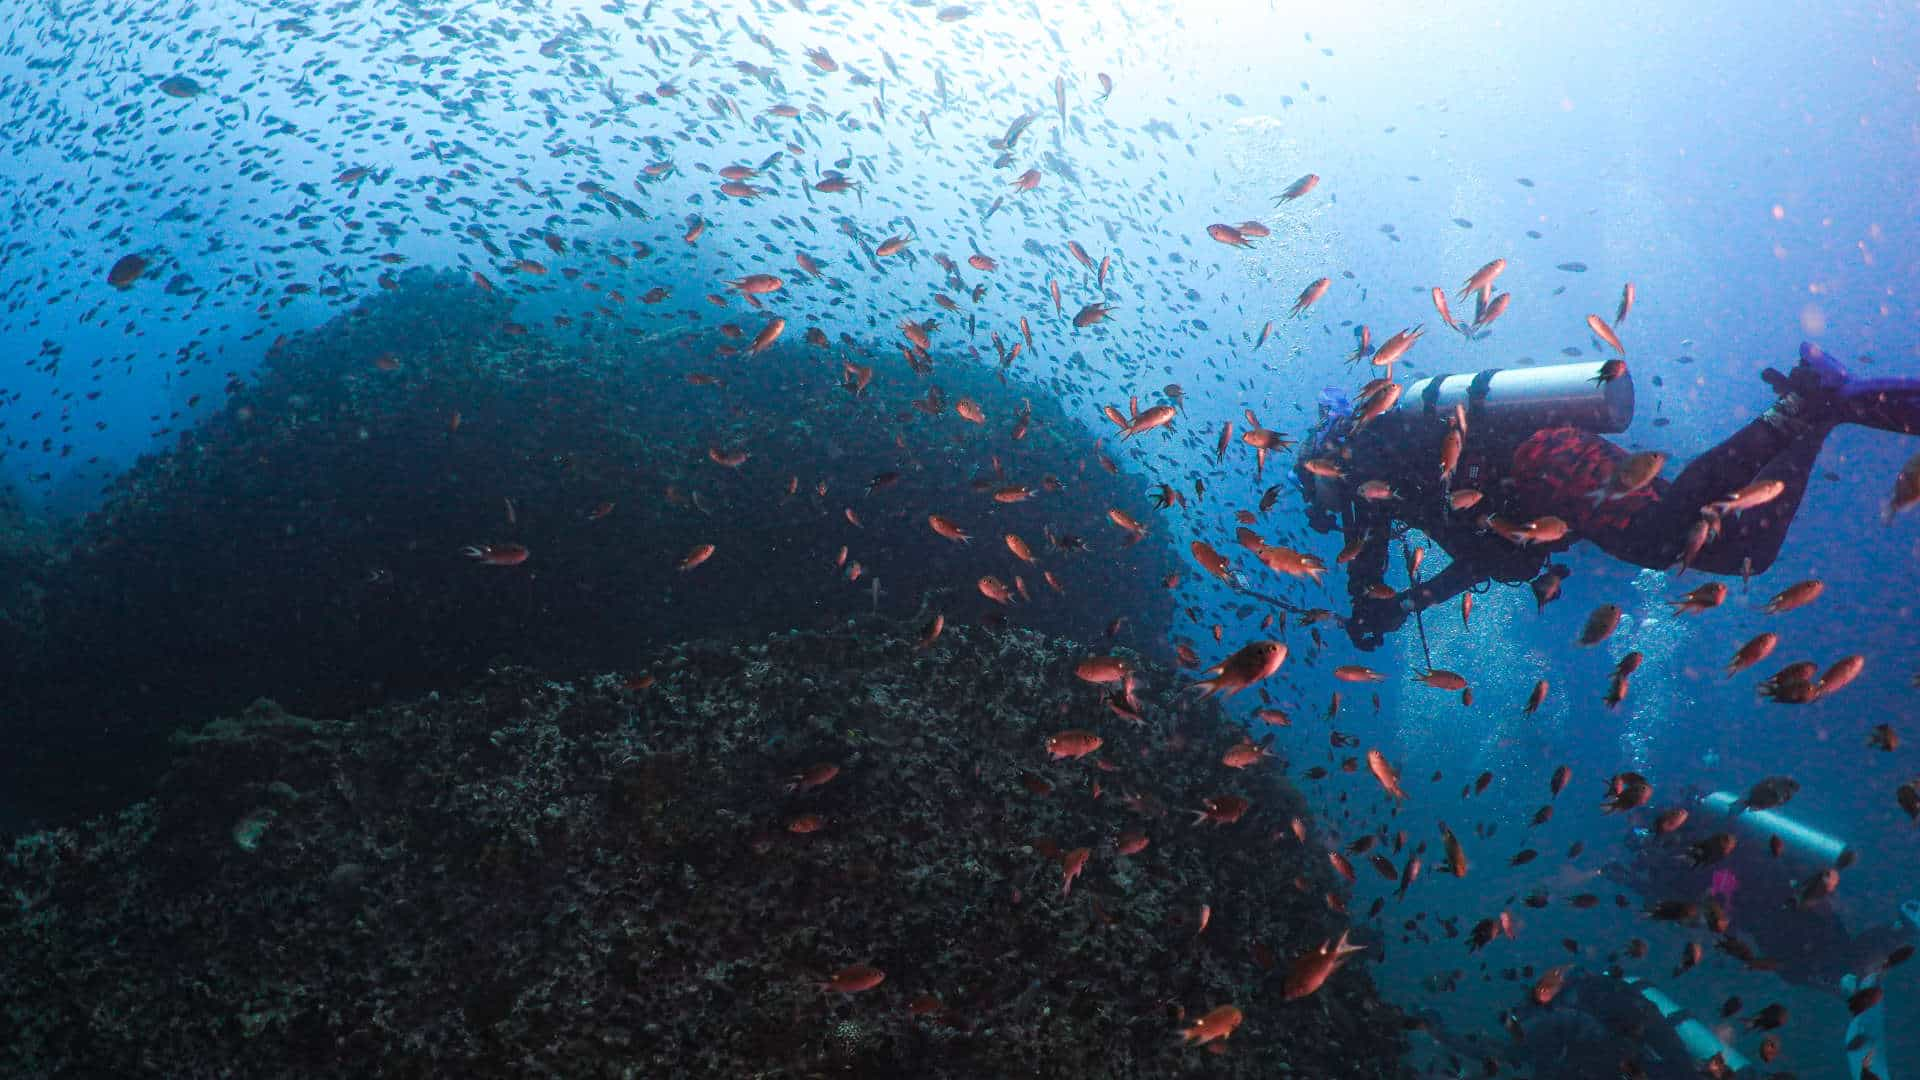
xmin=461 ymin=543 xmax=529 ymax=566
xmin=1075 ymin=656 xmax=1131 ymax=684
xmin=1290 ymin=277 xmax=1331 ymax=318
xmin=748 ymin=317 xmax=786 ymax=355
xmin=1431 ymin=286 xmax=1459 ymax=331
xmin=1005 ymin=533 xmax=1037 ymax=563
xmin=1524 ymin=680 xmax=1549 ymax=715
xmin=1530 ymin=966 xmax=1569 ymax=1006
xmin=820 ymin=964 xmax=885 ymax=993
xmin=1441 ymin=824 xmax=1469 ymax=876
xmin=1417 ymin=670 xmax=1467 ymax=691
xmin=1886 ymin=451 xmax=1920 ymax=522
xmin=1283 ymin=931 xmax=1363 ymax=999
xmin=1371 ymin=326 xmax=1423 ymax=368
xmin=1221 ymin=740 xmax=1272 ymax=769
xmin=727 ymin=273 xmax=784 ymax=294
xmin=1728 ymin=632 xmax=1778 ymax=677
xmin=1473 ymin=292 xmax=1511 ymax=330
xmin=1458 ymin=258 xmax=1506 ymax=300
xmin=1190 ymin=540 xmax=1237 ymax=584
xmin=1366 ymin=748 xmax=1407 ymax=801
xmin=1277 ymin=173 xmax=1319 ymax=202
xmin=1060 ymin=847 xmax=1091 ymax=896
xmin=1189 ymin=641 xmax=1287 ymax=698
xmin=928 ymin=514 xmax=971 ymax=543
xmin=1121 ymin=405 xmax=1177 ymax=438
xmin=1177 ymin=1005 xmax=1243 ymax=1046
xmin=107 ymin=253 xmax=149 ymax=289
xmin=1709 ymin=478 xmax=1786 ymax=516
xmin=1046 ymin=729 xmax=1104 ymax=760
xmin=678 ymin=543 xmax=716 ymax=571
xmin=1762 ymin=579 xmax=1823 ymax=615
xmin=1073 ymin=302 xmax=1114 ymax=328
xmin=787 ymin=763 xmax=841 ymax=793
xmin=1819 ymin=654 xmax=1865 ymax=696
xmin=1670 ymin=582 xmax=1727 ymax=614
xmin=1585 ymin=313 xmax=1625 ymax=356
xmin=978 ymin=575 xmax=1015 ymax=604
xmin=1206 ymin=223 xmax=1252 ymax=247
xmin=1238 ymin=529 xmax=1327 ymax=583
xmin=1192 ymin=795 xmax=1251 ymax=826
xmin=1577 ymin=604 xmax=1621 ymax=646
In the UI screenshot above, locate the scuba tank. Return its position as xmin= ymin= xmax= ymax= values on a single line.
xmin=1842 ymin=972 xmax=1888 ymax=1080
xmin=1617 ymin=974 xmax=1753 ymax=1075
xmin=1695 ymin=790 xmax=1851 ymax=880
xmin=1395 ymin=361 xmax=1635 ymax=435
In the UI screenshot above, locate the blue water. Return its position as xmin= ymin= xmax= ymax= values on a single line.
xmin=3 ymin=1 xmax=1917 ymax=1076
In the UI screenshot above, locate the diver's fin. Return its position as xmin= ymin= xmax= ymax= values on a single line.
xmin=1774 ymin=342 xmax=1920 ymax=435
xmin=1837 ymin=378 xmax=1920 ymax=435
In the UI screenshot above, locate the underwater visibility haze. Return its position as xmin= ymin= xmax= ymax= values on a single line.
xmin=1 ymin=0 xmax=1918 ymax=1076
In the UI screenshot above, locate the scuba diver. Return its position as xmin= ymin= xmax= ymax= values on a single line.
xmin=1407 ymin=968 xmax=1762 ymax=1079
xmin=1295 ymin=343 xmax=1920 ymax=650
xmin=1602 ymin=787 xmax=1917 ymax=1079
xmin=1511 ymin=967 xmax=1759 ymax=1079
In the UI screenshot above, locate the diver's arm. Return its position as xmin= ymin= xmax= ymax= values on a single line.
xmin=1341 ymin=511 xmax=1404 ymax=650
xmin=1401 ymin=558 xmax=1486 ymax=614
xmin=1344 ymin=515 xmax=1389 ymax=601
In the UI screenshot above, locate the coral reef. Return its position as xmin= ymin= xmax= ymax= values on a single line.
xmin=1 ymin=268 xmax=1180 ymax=827
xmin=0 ymin=484 xmax=52 ymax=675
xmin=0 ymin=622 xmax=1403 ymax=1077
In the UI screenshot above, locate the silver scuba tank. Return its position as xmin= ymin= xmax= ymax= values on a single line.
xmin=1395 ymin=361 xmax=1635 ymax=434
xmin=1695 ymin=790 xmax=1851 ymax=878
xmin=1619 ymin=975 xmax=1753 ymax=1074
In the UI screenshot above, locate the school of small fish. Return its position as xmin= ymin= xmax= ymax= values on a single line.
xmin=0 ymin=0 xmax=1915 ymax=1074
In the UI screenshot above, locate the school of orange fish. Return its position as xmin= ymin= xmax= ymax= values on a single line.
xmin=6 ymin=0 xmax=1920 ymax=1073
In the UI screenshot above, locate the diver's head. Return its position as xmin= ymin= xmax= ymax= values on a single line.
xmin=1296 ymin=387 xmax=1352 ymax=532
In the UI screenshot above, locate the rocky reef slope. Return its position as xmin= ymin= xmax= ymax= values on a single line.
xmin=0 ymin=621 xmax=1403 ymax=1077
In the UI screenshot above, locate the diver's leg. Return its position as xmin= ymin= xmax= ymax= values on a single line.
xmin=1658 ymin=415 xmax=1814 ymax=513
xmin=1685 ymin=428 xmax=1826 ymax=574
xmin=1576 ymin=407 xmax=1829 ymax=574
xmin=1679 ymin=339 xmax=1920 ymax=573
xmin=1553 ymin=407 xmax=1825 ymax=573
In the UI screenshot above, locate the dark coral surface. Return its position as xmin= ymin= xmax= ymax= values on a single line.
xmin=1 ymin=622 xmax=1403 ymax=1077
xmin=1 ymin=269 xmax=1180 ymax=828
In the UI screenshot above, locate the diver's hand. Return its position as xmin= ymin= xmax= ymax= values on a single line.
xmin=1346 ymin=593 xmax=1408 ymax=651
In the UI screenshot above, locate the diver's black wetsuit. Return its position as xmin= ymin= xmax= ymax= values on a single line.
xmin=1311 ymin=344 xmax=1920 ymax=650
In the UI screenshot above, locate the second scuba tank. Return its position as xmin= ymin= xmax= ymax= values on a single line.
xmin=1696 ymin=790 xmax=1850 ymax=879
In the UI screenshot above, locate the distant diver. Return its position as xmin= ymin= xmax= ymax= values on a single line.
xmin=1602 ymin=786 xmax=1916 ymax=1078
xmin=1294 ymin=343 xmax=1920 ymax=650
